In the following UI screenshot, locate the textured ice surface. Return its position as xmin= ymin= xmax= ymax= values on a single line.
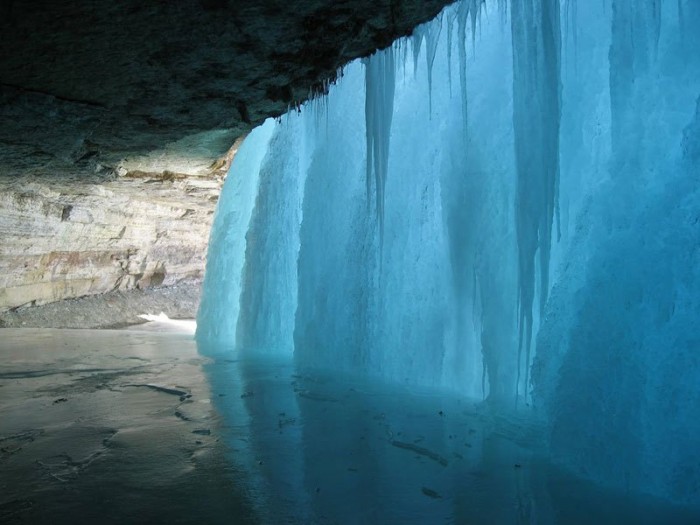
xmin=198 ymin=0 xmax=700 ymax=505
xmin=5 ymin=330 xmax=697 ymax=524
xmin=198 ymin=348 xmax=700 ymax=524
xmin=0 ymin=329 xmax=253 ymax=524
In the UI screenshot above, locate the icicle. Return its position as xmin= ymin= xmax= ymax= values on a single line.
xmin=424 ymin=14 xmax=444 ymax=115
xmin=364 ymin=47 xmax=396 ymax=250
xmin=407 ymin=19 xmax=443 ymax=112
xmin=678 ymin=0 xmax=685 ymax=47
xmin=510 ymin=0 xmax=562 ymax=401
xmin=563 ymin=0 xmax=578 ymax=70
xmin=446 ymin=9 xmax=455 ymax=97
xmin=411 ymin=28 xmax=424 ymax=77
xmin=470 ymin=2 xmax=478 ymax=51
xmin=571 ymin=0 xmax=579 ymax=66
xmin=499 ymin=0 xmax=509 ymax=28
xmin=610 ymin=0 xmax=663 ymax=156
xmin=652 ymin=0 xmax=662 ymax=57
xmin=457 ymin=2 xmax=469 ymax=134
xmin=402 ymin=38 xmax=409 ymax=81
xmin=454 ymin=0 xmax=488 ymax=135
xmin=563 ymin=0 xmax=570 ymax=47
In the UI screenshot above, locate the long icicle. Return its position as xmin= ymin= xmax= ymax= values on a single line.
xmin=424 ymin=14 xmax=444 ymax=116
xmin=364 ymin=47 xmax=397 ymax=252
xmin=457 ymin=2 xmax=469 ymax=135
xmin=510 ymin=0 xmax=562 ymax=403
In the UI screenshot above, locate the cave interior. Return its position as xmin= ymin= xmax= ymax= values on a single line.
xmin=1 ymin=0 xmax=700 ymax=524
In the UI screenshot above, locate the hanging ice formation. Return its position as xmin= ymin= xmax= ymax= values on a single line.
xmin=413 ymin=15 xmax=443 ymax=115
xmin=363 ymin=47 xmax=396 ymax=247
xmin=198 ymin=0 xmax=700 ymax=506
xmin=510 ymin=0 xmax=561 ymax=397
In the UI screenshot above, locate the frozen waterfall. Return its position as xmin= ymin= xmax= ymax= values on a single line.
xmin=198 ymin=0 xmax=700 ymax=506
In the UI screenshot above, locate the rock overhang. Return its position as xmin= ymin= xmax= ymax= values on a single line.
xmin=0 ymin=0 xmax=455 ymax=179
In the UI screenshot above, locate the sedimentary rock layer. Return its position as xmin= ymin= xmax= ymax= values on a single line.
xmin=0 ymin=172 xmax=220 ymax=311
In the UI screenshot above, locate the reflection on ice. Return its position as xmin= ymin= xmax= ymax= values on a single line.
xmin=2 ymin=329 xmax=698 ymax=523
xmin=198 ymin=347 xmax=700 ymax=525
xmin=0 ymin=329 xmax=254 ymax=524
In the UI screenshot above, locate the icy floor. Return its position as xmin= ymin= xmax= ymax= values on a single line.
xmin=1 ymin=328 xmax=699 ymax=524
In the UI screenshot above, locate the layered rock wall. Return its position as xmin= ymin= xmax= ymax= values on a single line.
xmin=0 ymin=173 xmax=220 ymax=311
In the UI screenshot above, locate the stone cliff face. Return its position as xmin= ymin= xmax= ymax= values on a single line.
xmin=0 ymin=172 xmax=220 ymax=311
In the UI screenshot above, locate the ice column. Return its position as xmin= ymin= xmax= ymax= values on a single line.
xmin=293 ymin=62 xmax=377 ymax=371
xmin=196 ymin=2 xmax=700 ymax=504
xmin=364 ymin=47 xmax=396 ymax=248
xmin=532 ymin=0 xmax=700 ymax=504
xmin=196 ymin=122 xmax=275 ymax=343
xmin=510 ymin=0 xmax=561 ymax=394
xmin=413 ymin=15 xmax=443 ymax=114
xmin=609 ymin=0 xmax=662 ymax=165
xmin=235 ymin=116 xmax=308 ymax=353
xmin=456 ymin=1 xmax=485 ymax=133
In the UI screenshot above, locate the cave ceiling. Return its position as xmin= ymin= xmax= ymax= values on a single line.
xmin=0 ymin=0 xmax=453 ymax=180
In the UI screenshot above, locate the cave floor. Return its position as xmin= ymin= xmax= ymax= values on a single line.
xmin=1 ymin=327 xmax=699 ymax=525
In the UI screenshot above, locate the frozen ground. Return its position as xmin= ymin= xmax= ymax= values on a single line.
xmin=1 ymin=328 xmax=699 ymax=524
xmin=0 ymin=326 xmax=257 ymax=524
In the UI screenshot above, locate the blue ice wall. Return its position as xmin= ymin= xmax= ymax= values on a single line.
xmin=532 ymin=0 xmax=700 ymax=503
xmin=198 ymin=0 xmax=700 ymax=504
